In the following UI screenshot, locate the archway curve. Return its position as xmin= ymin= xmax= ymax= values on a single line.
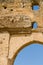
xmin=12 ymin=41 xmax=43 ymax=65
xmin=8 ymin=41 xmax=43 ymax=65
xmin=8 ymin=33 xmax=43 ymax=65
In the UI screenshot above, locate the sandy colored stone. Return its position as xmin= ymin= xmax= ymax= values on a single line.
xmin=0 ymin=32 xmax=10 ymax=65
xmin=0 ymin=0 xmax=43 ymax=65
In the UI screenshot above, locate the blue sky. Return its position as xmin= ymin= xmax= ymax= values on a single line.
xmin=14 ymin=44 xmax=43 ymax=65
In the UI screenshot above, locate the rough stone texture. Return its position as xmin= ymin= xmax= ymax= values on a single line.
xmin=0 ymin=0 xmax=43 ymax=65
xmin=8 ymin=32 xmax=43 ymax=65
xmin=0 ymin=32 xmax=10 ymax=65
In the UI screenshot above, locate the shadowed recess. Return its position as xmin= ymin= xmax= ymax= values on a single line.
xmin=32 ymin=5 xmax=39 ymax=10
xmin=32 ymin=22 xmax=38 ymax=29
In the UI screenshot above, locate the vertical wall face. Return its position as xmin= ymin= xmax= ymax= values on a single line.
xmin=0 ymin=0 xmax=43 ymax=65
xmin=0 ymin=32 xmax=10 ymax=65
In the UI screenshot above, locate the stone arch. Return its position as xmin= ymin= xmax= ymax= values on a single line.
xmin=12 ymin=41 xmax=43 ymax=65
xmin=8 ymin=32 xmax=43 ymax=65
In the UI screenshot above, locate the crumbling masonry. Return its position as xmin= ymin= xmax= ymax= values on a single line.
xmin=0 ymin=0 xmax=43 ymax=65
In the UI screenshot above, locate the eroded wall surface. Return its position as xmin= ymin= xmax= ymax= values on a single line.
xmin=0 ymin=0 xmax=43 ymax=65
xmin=0 ymin=32 xmax=10 ymax=65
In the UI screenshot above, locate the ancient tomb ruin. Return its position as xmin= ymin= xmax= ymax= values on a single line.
xmin=0 ymin=0 xmax=43 ymax=65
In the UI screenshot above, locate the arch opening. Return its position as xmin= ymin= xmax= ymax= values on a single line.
xmin=13 ymin=43 xmax=43 ymax=65
xmin=10 ymin=41 xmax=43 ymax=65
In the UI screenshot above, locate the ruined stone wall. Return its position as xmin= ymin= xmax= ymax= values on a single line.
xmin=0 ymin=0 xmax=43 ymax=65
xmin=0 ymin=32 xmax=10 ymax=65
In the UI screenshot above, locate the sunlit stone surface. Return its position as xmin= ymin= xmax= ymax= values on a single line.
xmin=0 ymin=0 xmax=43 ymax=65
